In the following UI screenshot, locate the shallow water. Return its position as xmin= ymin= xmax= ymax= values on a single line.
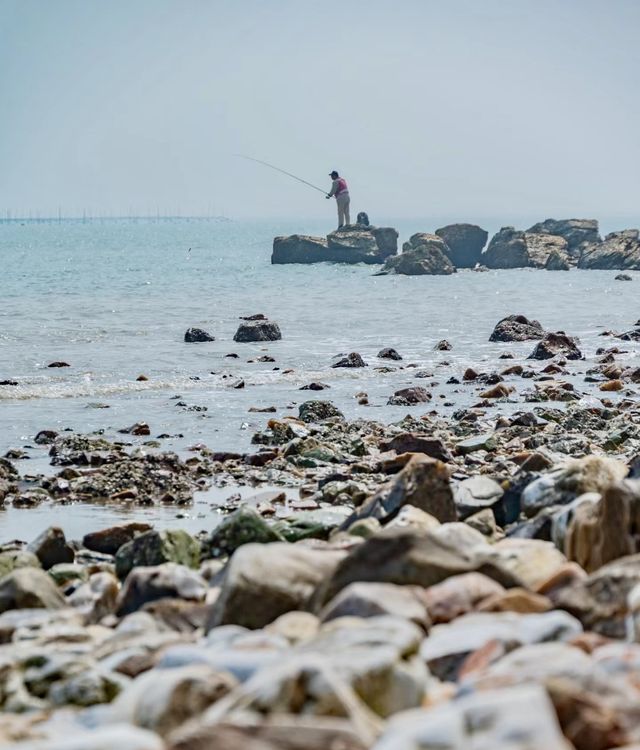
xmin=2 ymin=216 xmax=639 ymax=542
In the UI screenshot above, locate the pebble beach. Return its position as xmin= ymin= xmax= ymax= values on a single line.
xmin=3 ymin=216 xmax=640 ymax=749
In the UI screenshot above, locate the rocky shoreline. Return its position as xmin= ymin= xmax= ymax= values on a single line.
xmin=273 ymin=217 xmax=640 ymax=274
xmin=3 ymin=311 xmax=640 ymax=747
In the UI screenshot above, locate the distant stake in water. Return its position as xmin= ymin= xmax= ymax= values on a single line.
xmin=235 ymin=154 xmax=327 ymax=195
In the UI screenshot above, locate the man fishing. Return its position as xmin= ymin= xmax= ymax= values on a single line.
xmin=326 ymin=170 xmax=350 ymax=228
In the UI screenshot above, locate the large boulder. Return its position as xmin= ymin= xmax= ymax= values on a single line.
xmin=206 ymin=542 xmax=347 ymax=629
xmin=435 ymin=223 xmax=488 ymax=267
xmin=272 ymin=227 xmax=398 ymax=265
xmin=233 ymin=319 xmax=282 ymax=342
xmin=578 ymin=229 xmax=640 ymax=270
xmin=380 ymin=234 xmax=455 ymax=276
xmin=527 ymin=218 xmax=601 ymax=257
xmin=483 ymin=227 xmax=571 ymax=269
xmin=489 ymin=314 xmax=545 ymax=342
xmin=343 ymin=454 xmax=456 ymax=527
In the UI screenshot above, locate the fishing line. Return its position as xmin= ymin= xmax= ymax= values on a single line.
xmin=235 ymin=155 xmax=327 ymax=195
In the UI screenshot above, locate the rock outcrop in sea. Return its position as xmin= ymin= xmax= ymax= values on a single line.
xmin=272 ymin=224 xmax=398 ymax=264
xmin=272 ymin=217 xmax=640 ymax=273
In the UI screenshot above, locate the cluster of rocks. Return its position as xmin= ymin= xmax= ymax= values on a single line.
xmin=184 ymin=314 xmax=282 ymax=345
xmin=5 ymin=316 xmax=640 ymax=747
xmin=273 ymin=217 xmax=640 ymax=275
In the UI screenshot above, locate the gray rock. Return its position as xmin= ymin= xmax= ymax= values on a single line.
xmin=271 ymin=234 xmax=329 ymax=264
xmin=419 ymin=610 xmax=581 ymax=680
xmin=315 ymin=527 xmax=522 ymax=607
xmin=298 ymin=400 xmax=344 ymax=422
xmin=435 ymin=223 xmax=488 ymax=268
xmin=27 ymin=527 xmax=74 ymax=570
xmin=527 ymin=218 xmax=601 ymax=256
xmin=372 ymin=684 xmax=571 ymax=749
xmin=117 ymin=563 xmax=208 ymax=616
xmin=578 ymin=229 xmax=640 ymax=270
xmin=108 ymin=664 xmax=236 ymax=737
xmin=483 ymin=227 xmax=570 ymax=269
xmin=546 ymin=250 xmax=571 ymax=270
xmin=319 ymin=582 xmax=429 ymax=629
xmin=616 ymin=273 xmax=633 ymax=281
xmin=380 ymin=233 xmax=456 ymax=275
xmin=378 ymin=347 xmax=402 ymax=361
xmin=272 ymin=228 xmax=397 ymax=265
xmin=332 ymin=352 xmax=366 ymax=368
xmin=454 ymin=476 xmax=504 ymax=521
xmin=184 ymin=327 xmax=214 ymax=343
xmin=233 ymin=320 xmax=282 ymax=342
xmin=489 ymin=314 xmax=545 ymax=342
xmin=528 ymin=331 xmax=582 ymax=360
xmin=207 ymin=542 xmax=347 ymax=629
xmin=387 ymin=387 xmax=431 ymax=406
xmin=0 ymin=567 xmax=65 ymax=613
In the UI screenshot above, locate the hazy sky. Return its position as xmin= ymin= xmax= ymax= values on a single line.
xmin=1 ymin=0 xmax=639 ymax=220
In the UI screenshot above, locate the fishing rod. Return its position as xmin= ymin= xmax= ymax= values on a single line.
xmin=235 ymin=154 xmax=327 ymax=195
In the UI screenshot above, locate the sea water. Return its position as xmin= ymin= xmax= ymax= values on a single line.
xmin=1 ymin=216 xmax=638 ymax=541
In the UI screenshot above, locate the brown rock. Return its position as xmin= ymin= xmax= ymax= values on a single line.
xmin=480 ymin=384 xmax=513 ymax=399
xmin=476 ymin=587 xmax=552 ymax=614
xmin=342 ymin=454 xmax=456 ymax=527
xmin=380 ymin=433 xmax=452 ymax=462
xmin=599 ymin=379 xmax=624 ymax=392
